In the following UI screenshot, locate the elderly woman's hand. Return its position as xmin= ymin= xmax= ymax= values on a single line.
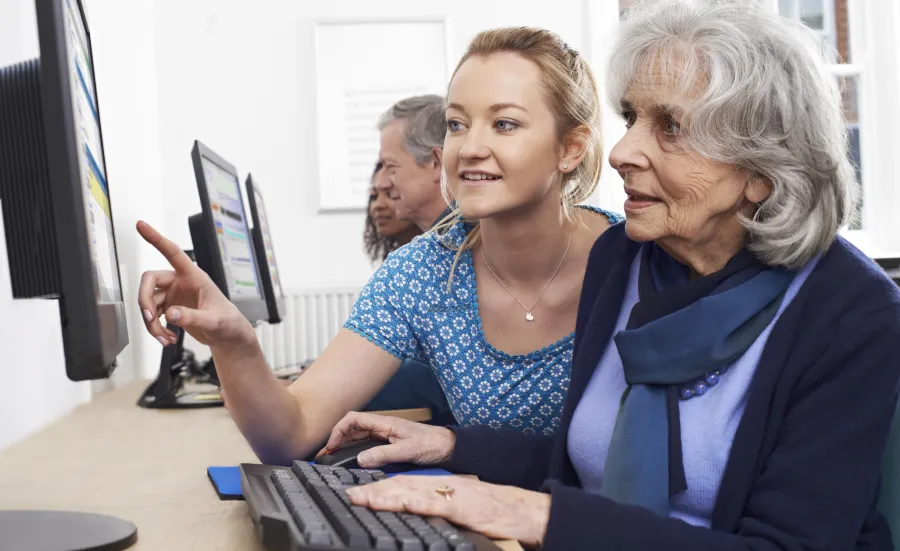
xmin=346 ymin=475 xmax=551 ymax=548
xmin=318 ymin=411 xmax=456 ymax=468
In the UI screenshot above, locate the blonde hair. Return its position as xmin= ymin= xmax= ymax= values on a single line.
xmin=436 ymin=27 xmax=604 ymax=287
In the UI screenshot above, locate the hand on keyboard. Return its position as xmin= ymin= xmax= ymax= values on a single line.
xmin=320 ymin=412 xmax=456 ymax=469
xmin=345 ymin=473 xmax=551 ymax=549
xmin=264 ymin=462 xmax=500 ymax=550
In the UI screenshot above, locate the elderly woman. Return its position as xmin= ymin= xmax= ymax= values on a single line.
xmin=320 ymin=1 xmax=900 ymax=548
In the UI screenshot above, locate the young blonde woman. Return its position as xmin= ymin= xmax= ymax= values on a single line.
xmin=136 ymin=27 xmax=622 ymax=465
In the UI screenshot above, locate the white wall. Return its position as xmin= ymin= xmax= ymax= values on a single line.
xmin=0 ymin=206 xmax=91 ymax=451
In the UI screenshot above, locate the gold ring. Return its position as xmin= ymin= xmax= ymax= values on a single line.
xmin=434 ymin=485 xmax=455 ymax=500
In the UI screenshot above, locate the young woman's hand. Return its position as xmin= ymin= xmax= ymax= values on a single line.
xmin=136 ymin=221 xmax=256 ymax=353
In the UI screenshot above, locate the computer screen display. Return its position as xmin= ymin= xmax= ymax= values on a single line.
xmin=199 ymin=155 xmax=262 ymax=300
xmin=251 ymin=187 xmax=283 ymax=298
xmin=63 ymin=0 xmax=121 ymax=304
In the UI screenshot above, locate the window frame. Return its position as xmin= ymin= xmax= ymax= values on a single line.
xmin=766 ymin=0 xmax=900 ymax=256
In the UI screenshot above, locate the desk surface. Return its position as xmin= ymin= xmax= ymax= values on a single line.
xmin=0 ymin=381 xmax=522 ymax=551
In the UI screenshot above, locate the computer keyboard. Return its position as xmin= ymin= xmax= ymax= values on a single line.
xmin=241 ymin=462 xmax=503 ymax=551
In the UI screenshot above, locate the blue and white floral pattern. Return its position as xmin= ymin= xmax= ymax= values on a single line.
xmin=345 ymin=207 xmax=623 ymax=435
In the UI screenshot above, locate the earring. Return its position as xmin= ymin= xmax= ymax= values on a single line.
xmin=562 ymin=164 xmax=569 ymax=170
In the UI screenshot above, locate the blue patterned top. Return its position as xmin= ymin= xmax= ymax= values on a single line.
xmin=344 ymin=206 xmax=624 ymax=435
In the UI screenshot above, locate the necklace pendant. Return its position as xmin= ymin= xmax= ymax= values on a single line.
xmin=525 ymin=311 xmax=534 ymax=322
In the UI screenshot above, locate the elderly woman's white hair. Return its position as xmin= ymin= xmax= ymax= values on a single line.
xmin=609 ymin=0 xmax=858 ymax=269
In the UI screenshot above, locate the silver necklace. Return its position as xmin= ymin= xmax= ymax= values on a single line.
xmin=480 ymin=226 xmax=574 ymax=322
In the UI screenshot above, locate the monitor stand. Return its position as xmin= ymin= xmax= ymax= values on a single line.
xmin=0 ymin=510 xmax=137 ymax=551
xmin=137 ymin=248 xmax=224 ymax=409
xmin=137 ymin=322 xmax=224 ymax=409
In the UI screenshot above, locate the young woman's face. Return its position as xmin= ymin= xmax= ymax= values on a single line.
xmin=443 ymin=52 xmax=569 ymax=219
xmin=368 ymin=183 xmax=417 ymax=238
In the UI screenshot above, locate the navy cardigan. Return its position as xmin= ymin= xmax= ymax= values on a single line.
xmin=447 ymin=223 xmax=900 ymax=550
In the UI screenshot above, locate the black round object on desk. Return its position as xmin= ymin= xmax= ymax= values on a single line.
xmin=0 ymin=510 xmax=137 ymax=551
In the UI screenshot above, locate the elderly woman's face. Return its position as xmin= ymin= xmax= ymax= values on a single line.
xmin=609 ymin=79 xmax=764 ymax=250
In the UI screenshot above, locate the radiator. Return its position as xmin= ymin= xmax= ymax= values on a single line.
xmin=255 ymin=287 xmax=361 ymax=370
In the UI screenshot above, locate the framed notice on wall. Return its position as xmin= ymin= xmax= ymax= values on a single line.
xmin=313 ymin=18 xmax=450 ymax=212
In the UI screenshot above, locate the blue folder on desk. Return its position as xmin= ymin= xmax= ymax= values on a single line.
xmin=207 ymin=465 xmax=453 ymax=501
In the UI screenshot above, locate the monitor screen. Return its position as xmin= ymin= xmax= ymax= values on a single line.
xmin=252 ymin=187 xmax=283 ymax=298
xmin=63 ymin=0 xmax=121 ymax=304
xmin=199 ymin=155 xmax=262 ymax=300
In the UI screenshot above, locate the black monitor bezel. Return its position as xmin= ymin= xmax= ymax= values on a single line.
xmin=190 ymin=140 xmax=268 ymax=324
xmin=36 ymin=0 xmax=128 ymax=379
xmin=245 ymin=174 xmax=285 ymax=324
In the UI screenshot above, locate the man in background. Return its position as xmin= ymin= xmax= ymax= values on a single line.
xmin=362 ymin=94 xmax=455 ymax=425
xmin=374 ymin=95 xmax=451 ymax=231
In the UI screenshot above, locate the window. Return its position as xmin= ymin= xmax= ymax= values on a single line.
xmin=780 ymin=0 xmax=834 ymax=56
xmin=779 ymin=0 xmax=867 ymax=229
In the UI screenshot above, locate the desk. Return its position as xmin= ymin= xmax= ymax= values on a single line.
xmin=0 ymin=381 xmax=522 ymax=551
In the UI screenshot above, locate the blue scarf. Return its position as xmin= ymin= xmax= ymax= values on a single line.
xmin=600 ymin=243 xmax=795 ymax=516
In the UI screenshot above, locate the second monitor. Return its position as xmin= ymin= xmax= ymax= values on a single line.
xmin=246 ymin=174 xmax=285 ymax=324
xmin=139 ymin=141 xmax=270 ymax=408
xmin=189 ymin=140 xmax=268 ymax=324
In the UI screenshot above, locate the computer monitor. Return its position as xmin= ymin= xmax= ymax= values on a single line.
xmin=189 ymin=140 xmax=268 ymax=324
xmin=246 ymin=174 xmax=285 ymax=324
xmin=138 ymin=142 xmax=267 ymax=410
xmin=0 ymin=0 xmax=128 ymax=379
xmin=0 ymin=0 xmax=136 ymax=548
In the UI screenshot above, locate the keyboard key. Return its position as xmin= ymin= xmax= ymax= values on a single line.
xmin=271 ymin=471 xmax=304 ymax=492
xmin=376 ymin=511 xmax=413 ymax=533
xmin=306 ymin=530 xmax=332 ymax=546
xmin=301 ymin=476 xmax=331 ymax=493
xmin=400 ymin=513 xmax=441 ymax=541
xmin=398 ymin=536 xmax=425 ymax=551
xmin=374 ymin=512 xmax=422 ymax=550
xmin=352 ymin=506 xmax=383 ymax=526
xmin=374 ymin=535 xmax=397 ymax=550
xmin=294 ymin=463 xmax=323 ymax=483
xmin=356 ymin=472 xmax=375 ymax=485
xmin=351 ymin=506 xmax=393 ymax=541
xmin=293 ymin=462 xmax=317 ymax=476
xmin=293 ymin=507 xmax=324 ymax=528
xmin=278 ymin=487 xmax=335 ymax=546
xmin=308 ymin=484 xmax=371 ymax=548
xmin=427 ymin=518 xmax=477 ymax=551
xmin=334 ymin=468 xmax=356 ymax=485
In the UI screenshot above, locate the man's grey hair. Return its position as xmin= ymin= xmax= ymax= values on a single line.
xmin=377 ymin=94 xmax=447 ymax=165
xmin=610 ymin=0 xmax=858 ymax=269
